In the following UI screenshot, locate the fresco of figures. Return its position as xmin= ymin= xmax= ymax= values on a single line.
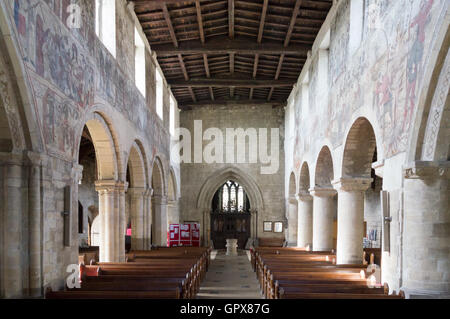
xmin=6 ymin=0 xmax=170 ymax=160
xmin=293 ymin=0 xmax=446 ymax=168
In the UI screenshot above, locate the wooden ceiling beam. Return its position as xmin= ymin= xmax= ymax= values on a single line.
xmin=151 ymin=38 xmax=309 ymax=56
xmin=195 ymin=0 xmax=205 ymax=44
xmin=179 ymin=98 xmax=286 ymax=109
xmin=168 ymin=77 xmax=295 ymax=88
xmin=161 ymin=3 xmax=178 ymax=48
xmin=228 ymin=0 xmax=234 ymax=39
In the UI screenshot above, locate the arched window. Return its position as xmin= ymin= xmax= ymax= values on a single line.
xmin=214 ymin=180 xmax=249 ymax=213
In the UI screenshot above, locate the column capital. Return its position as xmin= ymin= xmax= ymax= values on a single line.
xmin=95 ymin=180 xmax=119 ymax=193
xmin=296 ymin=192 xmax=313 ymax=202
xmin=153 ymin=194 xmax=168 ymax=205
xmin=332 ymin=177 xmax=372 ymax=192
xmin=309 ymin=187 xmax=336 ymax=197
xmin=144 ymin=187 xmax=153 ymax=198
xmin=26 ymin=151 xmax=48 ymax=166
xmin=127 ymin=187 xmax=146 ymax=197
xmin=288 ymin=195 xmax=297 ymax=204
xmin=404 ymin=161 xmax=450 ymax=179
xmin=0 ymin=151 xmax=24 ymax=166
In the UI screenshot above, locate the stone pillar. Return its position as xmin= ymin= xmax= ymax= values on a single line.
xmin=333 ymin=178 xmax=371 ymax=265
xmin=153 ymin=195 xmax=168 ymax=246
xmin=117 ymin=182 xmax=127 ymax=261
xmin=297 ymin=192 xmax=313 ymax=248
xmin=403 ymin=162 xmax=450 ymax=296
xmin=286 ymin=196 xmax=298 ymax=246
xmin=143 ymin=188 xmax=153 ymax=250
xmin=167 ymin=199 xmax=179 ymax=226
xmin=129 ymin=187 xmax=146 ymax=250
xmin=310 ymin=187 xmax=336 ymax=251
xmin=27 ymin=152 xmax=47 ymax=297
xmin=0 ymin=153 xmax=26 ymax=298
xmin=202 ymin=208 xmax=211 ymax=247
xmin=95 ymin=180 xmax=118 ymax=262
xmin=250 ymin=209 xmax=258 ymax=243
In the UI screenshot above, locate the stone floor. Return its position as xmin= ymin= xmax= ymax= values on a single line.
xmin=196 ymin=249 xmax=263 ymax=299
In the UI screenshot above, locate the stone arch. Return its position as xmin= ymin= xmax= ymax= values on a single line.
xmin=288 ymin=171 xmax=297 ymax=196
xmin=126 ymin=140 xmax=149 ymax=250
xmin=407 ymin=17 xmax=450 ymax=163
xmin=151 ymin=156 xmax=165 ymax=196
xmin=0 ymin=95 xmax=12 ymax=152
xmin=315 ymin=146 xmax=334 ymax=187
xmin=126 ymin=141 xmax=147 ymax=188
xmin=342 ymin=117 xmax=377 ymax=178
xmin=286 ymin=172 xmax=298 ymax=246
xmin=151 ymin=156 xmax=167 ymax=246
xmin=299 ymin=162 xmax=311 ymax=193
xmin=168 ymin=168 xmax=178 ymax=201
xmin=167 ymin=167 xmax=180 ymax=226
xmin=0 ymin=3 xmax=42 ymax=151
xmin=196 ymin=166 xmax=264 ymax=246
xmin=76 ymin=112 xmax=120 ymax=181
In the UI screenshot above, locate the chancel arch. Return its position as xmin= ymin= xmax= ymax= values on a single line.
xmin=196 ymin=166 xmax=264 ymax=248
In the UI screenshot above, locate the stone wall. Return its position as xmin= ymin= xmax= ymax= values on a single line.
xmin=179 ymin=104 xmax=286 ymax=245
xmin=0 ymin=0 xmax=180 ymax=297
xmin=284 ymin=0 xmax=449 ymax=296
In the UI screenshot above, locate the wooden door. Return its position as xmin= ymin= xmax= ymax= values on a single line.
xmin=210 ymin=212 xmax=251 ymax=249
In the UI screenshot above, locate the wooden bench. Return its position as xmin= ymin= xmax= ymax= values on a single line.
xmin=46 ymin=287 xmax=180 ymax=299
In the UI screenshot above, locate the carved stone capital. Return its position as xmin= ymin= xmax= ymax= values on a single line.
xmin=0 ymin=151 xmax=25 ymax=166
xmin=95 ymin=180 xmax=119 ymax=193
xmin=296 ymin=192 xmax=313 ymax=202
xmin=127 ymin=187 xmax=146 ymax=197
xmin=309 ymin=187 xmax=336 ymax=197
xmin=153 ymin=194 xmax=168 ymax=205
xmin=332 ymin=177 xmax=372 ymax=192
xmin=26 ymin=151 xmax=48 ymax=167
xmin=404 ymin=161 xmax=450 ymax=179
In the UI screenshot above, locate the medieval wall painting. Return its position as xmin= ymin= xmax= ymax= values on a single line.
xmin=292 ymin=0 xmax=446 ymax=169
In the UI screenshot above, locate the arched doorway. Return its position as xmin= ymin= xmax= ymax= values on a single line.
xmin=210 ymin=180 xmax=251 ymax=249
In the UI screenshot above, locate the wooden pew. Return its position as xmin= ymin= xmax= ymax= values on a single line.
xmin=46 ymin=287 xmax=181 ymax=299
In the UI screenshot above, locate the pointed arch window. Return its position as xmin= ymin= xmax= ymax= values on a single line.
xmin=215 ymin=180 xmax=249 ymax=213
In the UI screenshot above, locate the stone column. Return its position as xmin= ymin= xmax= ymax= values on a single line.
xmin=117 ymin=181 xmax=127 ymax=261
xmin=153 ymin=195 xmax=168 ymax=246
xmin=297 ymin=192 xmax=313 ymax=248
xmin=286 ymin=196 xmax=298 ymax=246
xmin=333 ymin=178 xmax=371 ymax=265
xmin=403 ymin=162 xmax=450 ymax=296
xmin=250 ymin=209 xmax=258 ymax=243
xmin=95 ymin=180 xmax=118 ymax=262
xmin=0 ymin=152 xmax=26 ymax=298
xmin=310 ymin=187 xmax=336 ymax=251
xmin=142 ymin=188 xmax=152 ymax=250
xmin=202 ymin=208 xmax=211 ymax=247
xmin=27 ymin=152 xmax=47 ymax=297
xmin=129 ymin=187 xmax=145 ymax=250
xmin=167 ymin=199 xmax=179 ymax=226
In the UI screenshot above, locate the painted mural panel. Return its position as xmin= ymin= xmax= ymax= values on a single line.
xmin=293 ymin=0 xmax=447 ymax=170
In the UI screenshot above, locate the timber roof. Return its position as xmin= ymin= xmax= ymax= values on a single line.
xmin=131 ymin=0 xmax=333 ymax=110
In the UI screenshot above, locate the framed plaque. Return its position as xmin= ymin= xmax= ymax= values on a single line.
xmin=263 ymin=221 xmax=273 ymax=232
xmin=273 ymin=222 xmax=283 ymax=233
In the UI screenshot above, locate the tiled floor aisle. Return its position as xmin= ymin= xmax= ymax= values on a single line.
xmin=196 ymin=250 xmax=263 ymax=299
